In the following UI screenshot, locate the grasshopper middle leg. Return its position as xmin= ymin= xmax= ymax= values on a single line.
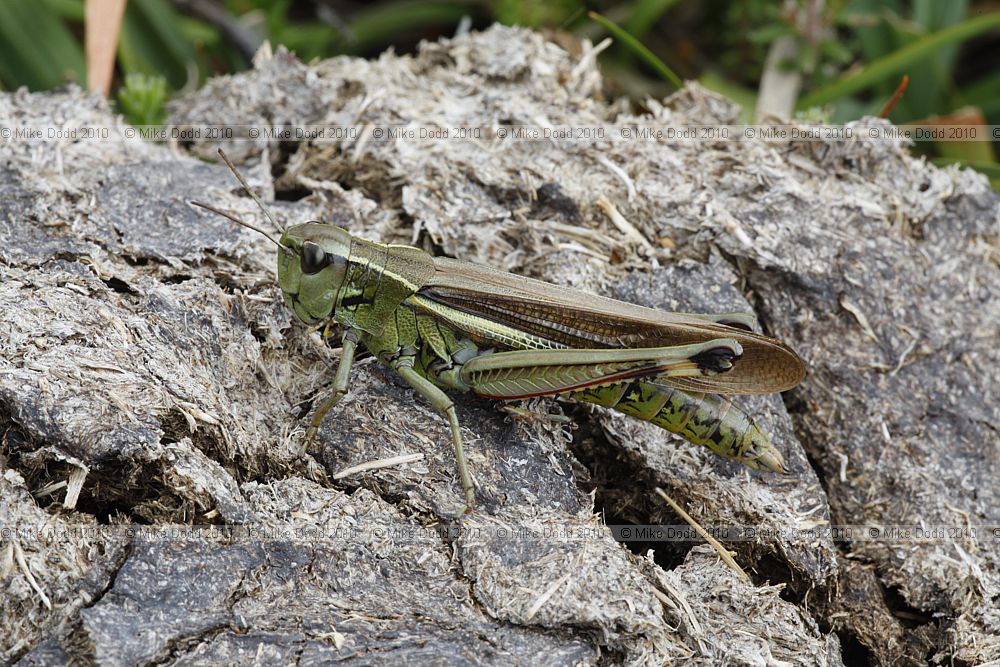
xmin=392 ymin=355 xmax=476 ymax=514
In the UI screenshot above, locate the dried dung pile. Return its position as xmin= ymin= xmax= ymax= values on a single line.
xmin=2 ymin=25 xmax=997 ymax=666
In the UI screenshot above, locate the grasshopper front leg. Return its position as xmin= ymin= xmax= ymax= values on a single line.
xmin=391 ymin=355 xmax=476 ymax=514
xmin=304 ymin=329 xmax=359 ymax=448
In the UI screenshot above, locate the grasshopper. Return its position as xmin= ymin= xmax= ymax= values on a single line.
xmin=193 ymin=150 xmax=805 ymax=512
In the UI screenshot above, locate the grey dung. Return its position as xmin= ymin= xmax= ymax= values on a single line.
xmin=2 ymin=25 xmax=997 ymax=666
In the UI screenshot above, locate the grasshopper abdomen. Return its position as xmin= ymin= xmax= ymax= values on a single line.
xmin=574 ymin=381 xmax=785 ymax=473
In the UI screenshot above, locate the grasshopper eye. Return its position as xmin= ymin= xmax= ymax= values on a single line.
xmin=300 ymin=241 xmax=330 ymax=274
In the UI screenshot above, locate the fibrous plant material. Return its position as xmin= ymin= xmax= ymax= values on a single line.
xmin=1 ymin=24 xmax=997 ymax=666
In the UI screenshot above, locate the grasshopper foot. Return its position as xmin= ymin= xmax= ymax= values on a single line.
xmin=501 ymin=404 xmax=575 ymax=426
xmin=302 ymin=426 xmax=319 ymax=451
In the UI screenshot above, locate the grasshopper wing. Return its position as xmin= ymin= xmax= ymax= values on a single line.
xmin=415 ymin=258 xmax=805 ymax=395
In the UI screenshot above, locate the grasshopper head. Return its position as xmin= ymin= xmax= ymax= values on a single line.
xmin=277 ymin=223 xmax=352 ymax=326
xmin=192 ymin=150 xmax=355 ymax=326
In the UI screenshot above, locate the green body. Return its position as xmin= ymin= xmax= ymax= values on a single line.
xmin=574 ymin=384 xmax=761 ymax=464
xmin=194 ymin=155 xmax=804 ymax=512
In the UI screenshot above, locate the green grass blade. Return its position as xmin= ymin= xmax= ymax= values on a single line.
xmin=625 ymin=0 xmax=681 ymax=40
xmin=798 ymin=11 xmax=1000 ymax=109
xmin=588 ymin=10 xmax=683 ymax=90
xmin=44 ymin=0 xmax=85 ymax=21
xmin=346 ymin=1 xmax=477 ymax=53
xmin=119 ymin=0 xmax=197 ymax=89
xmin=0 ymin=0 xmax=85 ymax=89
xmin=959 ymin=69 xmax=1000 ymax=112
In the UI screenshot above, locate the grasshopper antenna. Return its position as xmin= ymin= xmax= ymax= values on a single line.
xmin=189 ymin=200 xmax=285 ymax=249
xmin=216 ymin=148 xmax=285 ymax=235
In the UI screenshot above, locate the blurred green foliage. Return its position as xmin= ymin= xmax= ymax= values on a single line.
xmin=0 ymin=0 xmax=85 ymax=91
xmin=117 ymin=72 xmax=169 ymax=124
xmin=0 ymin=0 xmax=996 ymax=182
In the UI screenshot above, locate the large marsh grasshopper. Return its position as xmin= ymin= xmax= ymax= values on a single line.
xmin=194 ymin=150 xmax=805 ymax=512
